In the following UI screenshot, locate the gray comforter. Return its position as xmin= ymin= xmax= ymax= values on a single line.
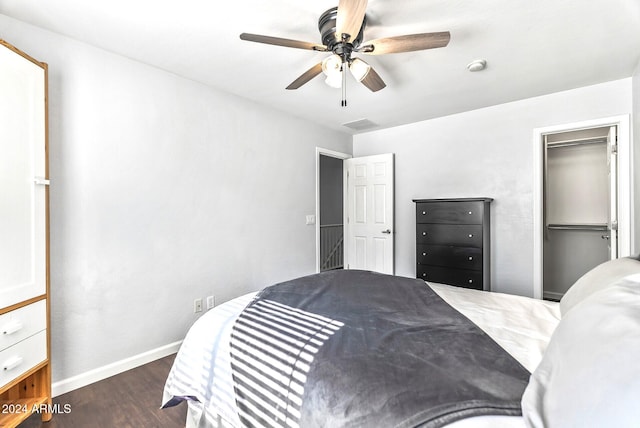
xmin=229 ymin=270 xmax=529 ymax=428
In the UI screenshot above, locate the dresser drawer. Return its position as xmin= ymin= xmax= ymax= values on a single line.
xmin=416 ymin=201 xmax=484 ymax=225
xmin=0 ymin=300 xmax=46 ymax=352
xmin=0 ymin=330 xmax=47 ymax=389
xmin=417 ymin=265 xmax=483 ymax=290
xmin=417 ymin=224 xmax=483 ymax=247
xmin=417 ymin=245 xmax=482 ymax=270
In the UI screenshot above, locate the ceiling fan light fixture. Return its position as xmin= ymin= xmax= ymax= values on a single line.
xmin=349 ymin=58 xmax=371 ymax=81
xmin=240 ymin=3 xmax=451 ymax=97
xmin=325 ymin=72 xmax=343 ymax=88
xmin=322 ymin=54 xmax=344 ymax=88
xmin=322 ymin=54 xmax=342 ymax=76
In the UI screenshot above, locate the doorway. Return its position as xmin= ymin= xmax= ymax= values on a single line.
xmin=543 ymin=127 xmax=615 ymax=300
xmin=316 ymin=148 xmax=350 ymax=272
xmin=532 ymin=116 xmax=632 ymax=300
xmin=315 ymin=149 xmax=396 ymax=275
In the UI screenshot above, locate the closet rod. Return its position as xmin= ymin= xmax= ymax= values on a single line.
xmin=546 ymin=223 xmax=608 ymax=231
xmin=546 ymin=136 xmax=607 ymax=149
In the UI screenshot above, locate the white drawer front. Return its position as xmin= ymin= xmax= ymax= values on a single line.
xmin=0 ymin=300 xmax=46 ymax=352
xmin=0 ymin=330 xmax=47 ymax=389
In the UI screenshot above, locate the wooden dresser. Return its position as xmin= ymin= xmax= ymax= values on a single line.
xmin=414 ymin=198 xmax=492 ymax=291
xmin=0 ymin=40 xmax=52 ymax=427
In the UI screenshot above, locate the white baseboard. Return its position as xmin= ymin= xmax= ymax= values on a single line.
xmin=542 ymin=291 xmax=564 ymax=301
xmin=52 ymin=341 xmax=182 ymax=397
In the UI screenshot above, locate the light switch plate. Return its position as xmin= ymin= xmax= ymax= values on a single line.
xmin=206 ymin=295 xmax=215 ymax=310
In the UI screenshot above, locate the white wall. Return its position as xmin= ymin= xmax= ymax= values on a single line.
xmin=0 ymin=15 xmax=352 ymax=385
xmin=353 ymin=79 xmax=633 ymax=297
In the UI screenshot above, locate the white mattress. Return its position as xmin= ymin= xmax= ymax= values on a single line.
xmin=163 ymin=281 xmax=561 ymax=428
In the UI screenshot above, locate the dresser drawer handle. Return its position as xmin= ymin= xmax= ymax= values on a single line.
xmin=3 ymin=356 xmax=23 ymax=371
xmin=422 ymin=252 xmax=427 ymax=256
xmin=422 ymin=273 xmax=427 ymax=277
xmin=468 ymin=211 xmax=472 ymax=215
xmin=422 ymin=211 xmax=427 ymax=215
xmin=468 ymin=256 xmax=473 ymax=261
xmin=468 ymin=279 xmax=473 ymax=284
xmin=2 ymin=320 xmax=23 ymax=335
xmin=468 ymin=234 xmax=473 ymax=238
xmin=422 ymin=232 xmax=427 ymax=236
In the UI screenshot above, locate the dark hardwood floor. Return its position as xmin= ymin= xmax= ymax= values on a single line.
xmin=20 ymin=354 xmax=186 ymax=428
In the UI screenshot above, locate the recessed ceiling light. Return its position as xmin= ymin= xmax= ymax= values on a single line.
xmin=467 ymin=59 xmax=487 ymax=72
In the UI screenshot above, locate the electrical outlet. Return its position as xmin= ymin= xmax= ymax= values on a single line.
xmin=206 ymin=295 xmax=215 ymax=310
xmin=194 ymin=298 xmax=203 ymax=313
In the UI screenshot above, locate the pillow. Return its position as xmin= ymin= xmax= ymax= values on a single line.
xmin=522 ymin=274 xmax=640 ymax=427
xmin=559 ymin=256 xmax=640 ymax=316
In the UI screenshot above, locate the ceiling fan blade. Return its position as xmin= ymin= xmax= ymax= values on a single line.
xmin=360 ymin=66 xmax=386 ymax=92
xmin=359 ymin=32 xmax=451 ymax=55
xmin=286 ymin=62 xmax=324 ymax=90
xmin=240 ymin=33 xmax=327 ymax=51
xmin=336 ymin=0 xmax=368 ymax=42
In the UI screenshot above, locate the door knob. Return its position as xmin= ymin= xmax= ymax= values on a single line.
xmin=382 ymin=229 xmax=392 ymax=234
xmin=601 ymin=235 xmax=610 ymax=240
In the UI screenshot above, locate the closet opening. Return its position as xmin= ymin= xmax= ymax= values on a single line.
xmin=541 ymin=126 xmax=616 ymax=300
xmin=533 ymin=116 xmax=632 ymax=301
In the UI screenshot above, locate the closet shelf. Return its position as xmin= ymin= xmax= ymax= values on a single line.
xmin=546 ymin=137 xmax=607 ymax=148
xmin=546 ymin=223 xmax=608 ymax=231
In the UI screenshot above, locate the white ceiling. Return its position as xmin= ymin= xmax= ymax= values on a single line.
xmin=1 ymin=0 xmax=639 ymax=134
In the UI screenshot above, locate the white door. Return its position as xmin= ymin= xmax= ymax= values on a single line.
xmin=344 ymin=153 xmax=394 ymax=274
xmin=0 ymin=44 xmax=48 ymax=308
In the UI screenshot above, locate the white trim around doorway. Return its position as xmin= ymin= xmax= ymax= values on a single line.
xmin=532 ymin=115 xmax=632 ymax=299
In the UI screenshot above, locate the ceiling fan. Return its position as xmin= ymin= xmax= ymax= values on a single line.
xmin=239 ymin=0 xmax=450 ymax=106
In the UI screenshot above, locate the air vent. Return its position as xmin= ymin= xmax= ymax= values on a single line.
xmin=342 ymin=118 xmax=378 ymax=131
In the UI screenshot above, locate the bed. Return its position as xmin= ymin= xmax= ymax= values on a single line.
xmin=162 ymin=257 xmax=640 ymax=428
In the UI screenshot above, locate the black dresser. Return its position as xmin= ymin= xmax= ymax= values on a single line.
xmin=414 ymin=198 xmax=493 ymax=290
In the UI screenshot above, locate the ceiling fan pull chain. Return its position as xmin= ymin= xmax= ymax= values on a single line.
xmin=341 ymin=63 xmax=347 ymax=107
